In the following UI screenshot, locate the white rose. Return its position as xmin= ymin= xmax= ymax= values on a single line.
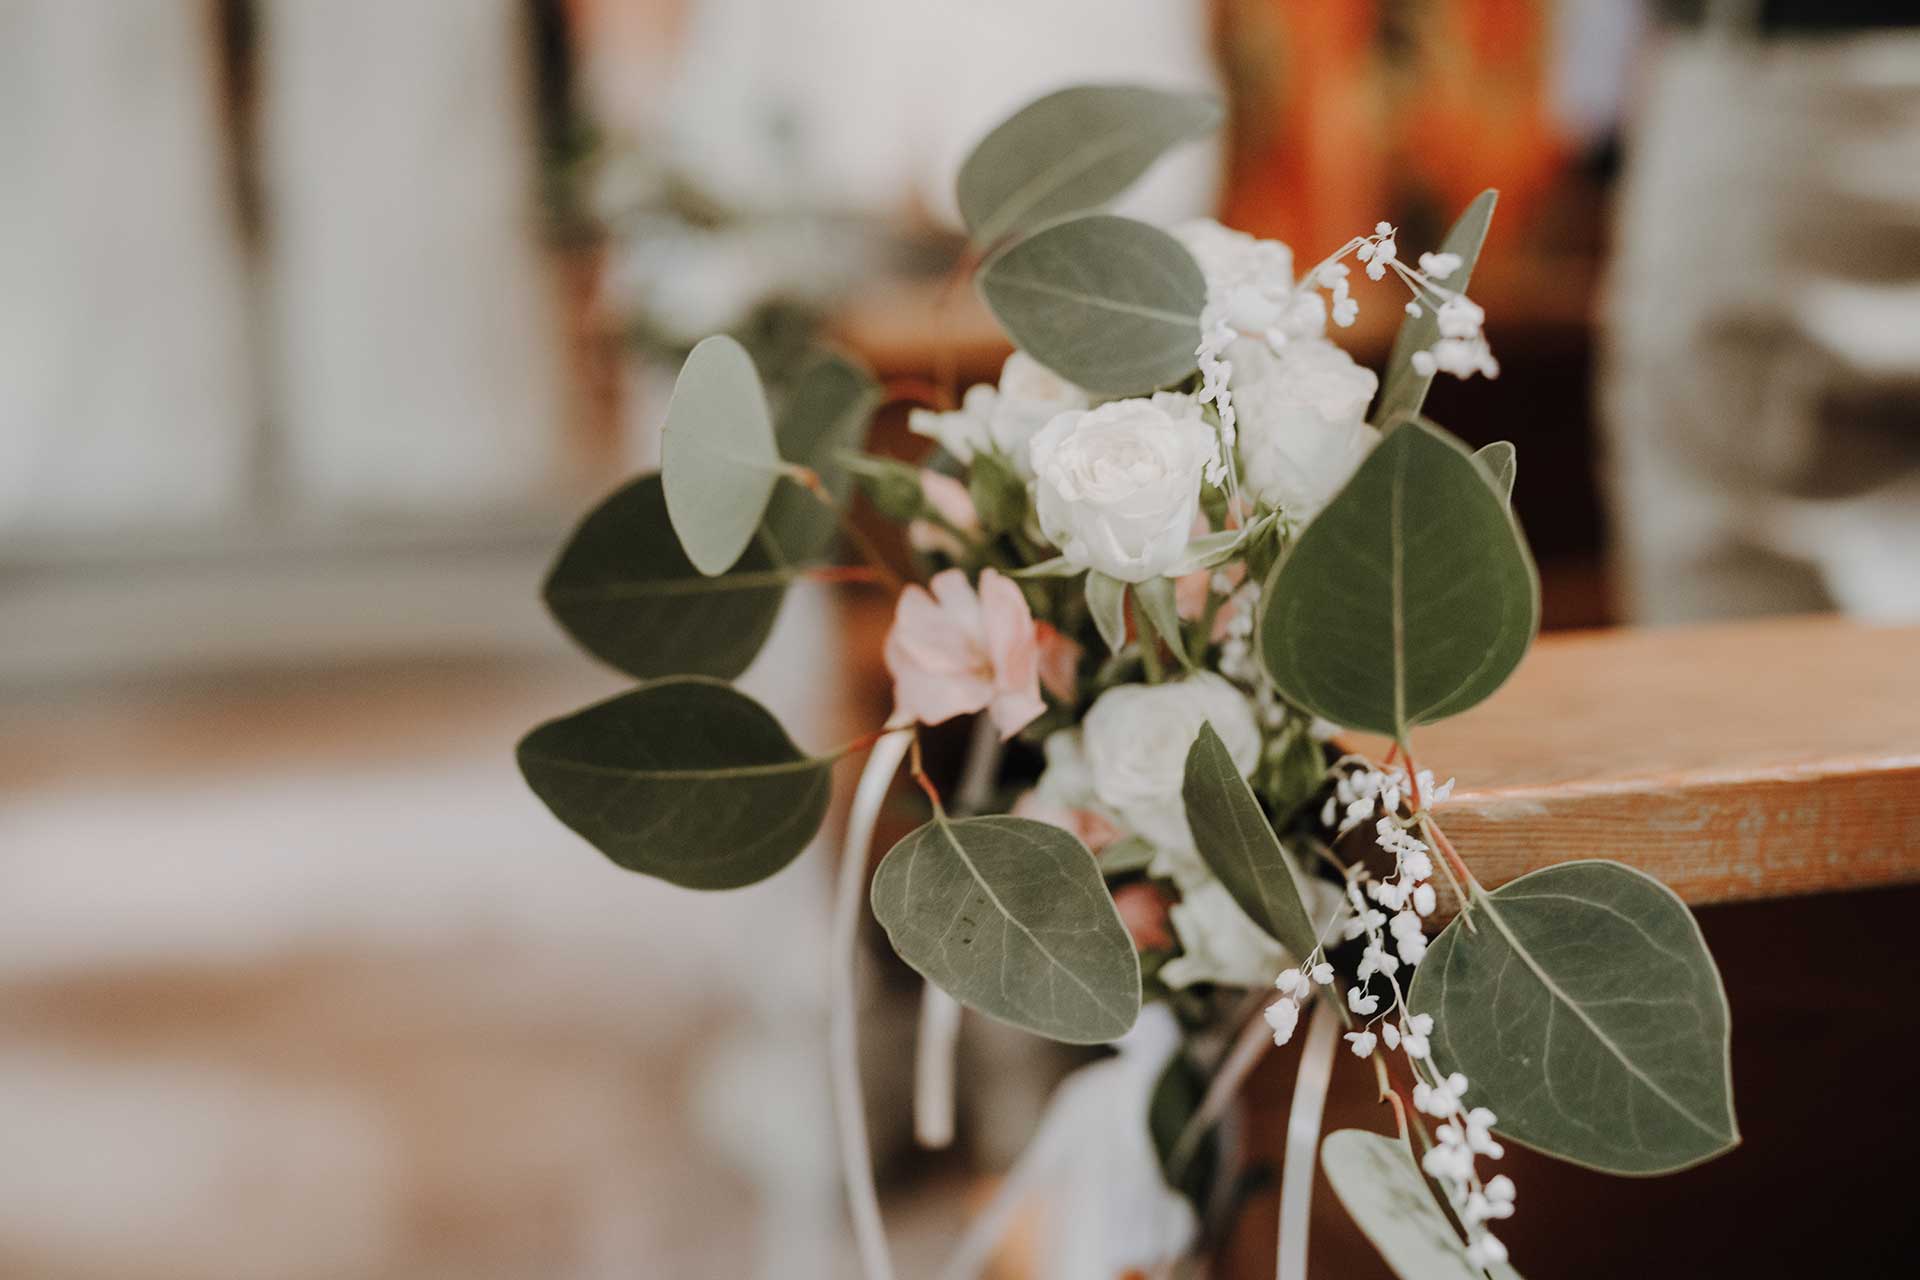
xmin=907 ymin=382 xmax=996 ymax=463
xmin=1234 ymin=337 xmax=1380 ymax=522
xmin=1159 ymin=880 xmax=1288 ymax=990
xmin=1030 ymin=394 xmax=1215 ymax=582
xmin=989 ymin=352 xmax=1090 ymax=474
xmin=1171 ymin=218 xmax=1325 ymax=343
xmin=1034 ymin=728 xmax=1098 ymax=807
xmin=1082 ymin=674 xmax=1260 ymax=852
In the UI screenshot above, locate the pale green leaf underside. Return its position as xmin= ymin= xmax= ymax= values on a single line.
xmin=1373 ymin=190 xmax=1498 ymax=428
xmin=517 ymin=677 xmax=830 ymax=890
xmin=1132 ymin=575 xmax=1187 ymax=665
xmin=870 ymin=815 xmax=1141 ymax=1044
xmin=978 ymin=214 xmax=1206 ymax=395
xmin=543 ymin=474 xmax=788 ymax=681
xmin=1256 ymin=418 xmax=1539 ymax=737
xmin=1407 ymin=861 xmax=1739 ymax=1176
xmin=958 ymin=83 xmax=1221 ymax=247
xmin=662 ymin=335 xmax=781 ymax=576
xmin=1323 ymin=1129 xmax=1520 ymax=1280
xmin=1473 ymin=440 xmax=1517 ymax=505
xmin=1086 ymin=570 xmax=1128 ymax=653
xmin=1182 ymin=722 xmax=1320 ymax=961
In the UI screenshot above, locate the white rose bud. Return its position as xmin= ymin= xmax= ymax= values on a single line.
xmin=907 ymin=382 xmax=996 ymax=463
xmin=1082 ymin=673 xmax=1260 ymax=851
xmin=1030 ymin=393 xmax=1215 ymax=582
xmin=1233 ymin=337 xmax=1380 ymax=523
xmin=989 ymin=352 xmax=1089 ymax=475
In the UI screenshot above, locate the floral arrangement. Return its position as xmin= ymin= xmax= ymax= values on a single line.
xmin=518 ymin=85 xmax=1737 ymax=1279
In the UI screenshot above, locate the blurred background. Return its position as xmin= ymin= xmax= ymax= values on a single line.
xmin=0 ymin=1 xmax=1914 ymax=1277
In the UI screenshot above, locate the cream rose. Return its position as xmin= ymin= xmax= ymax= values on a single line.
xmin=1081 ymin=674 xmax=1260 ymax=852
xmin=1159 ymin=880 xmax=1289 ymax=990
xmin=1029 ymin=393 xmax=1215 ymax=583
xmin=1233 ymin=337 xmax=1380 ymax=522
xmin=907 ymin=383 xmax=995 ymax=463
xmin=1172 ymin=218 xmax=1325 ymax=343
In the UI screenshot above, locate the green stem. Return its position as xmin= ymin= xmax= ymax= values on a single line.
xmin=1132 ymin=593 xmax=1165 ymax=683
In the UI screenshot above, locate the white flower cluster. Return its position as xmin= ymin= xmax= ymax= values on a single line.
xmin=1268 ymin=757 xmax=1512 ymax=1268
xmin=1300 ymin=222 xmax=1499 ymax=384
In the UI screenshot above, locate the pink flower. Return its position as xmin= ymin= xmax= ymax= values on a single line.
xmin=1033 ymin=621 xmax=1083 ymax=704
xmin=1012 ymin=789 xmax=1122 ymax=853
xmin=885 ymin=568 xmax=1045 ymax=740
xmin=907 ymin=470 xmax=980 ymax=560
xmin=1112 ymin=883 xmax=1175 ymax=952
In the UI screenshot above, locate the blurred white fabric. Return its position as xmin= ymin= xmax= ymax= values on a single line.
xmin=1602 ymin=25 xmax=1920 ymax=623
xmin=0 ymin=0 xmax=253 ymax=534
xmin=260 ymin=0 xmax=568 ymax=517
xmin=661 ymin=0 xmax=1224 ymax=226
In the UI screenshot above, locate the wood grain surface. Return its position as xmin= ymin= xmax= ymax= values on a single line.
xmin=1347 ymin=614 xmax=1920 ymax=905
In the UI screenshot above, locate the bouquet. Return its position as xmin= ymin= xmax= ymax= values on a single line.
xmin=518 ymin=85 xmax=1737 ymax=1279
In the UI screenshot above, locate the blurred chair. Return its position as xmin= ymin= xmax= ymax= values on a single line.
xmin=1602 ymin=3 xmax=1920 ymax=623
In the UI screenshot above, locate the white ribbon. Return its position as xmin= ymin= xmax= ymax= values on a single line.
xmin=1277 ymin=998 xmax=1341 ymax=1280
xmin=831 ymin=729 xmax=912 ymax=1280
xmin=939 ymin=1004 xmax=1199 ymax=1280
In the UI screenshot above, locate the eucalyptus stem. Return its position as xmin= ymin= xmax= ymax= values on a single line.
xmin=789 ymin=465 xmax=908 ymax=590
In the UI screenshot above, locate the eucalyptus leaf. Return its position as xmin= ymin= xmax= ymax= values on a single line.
xmin=1322 ymin=1129 xmax=1518 ymax=1280
xmin=1407 ymin=861 xmax=1739 ymax=1176
xmin=661 ymin=335 xmax=782 ymax=576
xmin=1472 ymin=441 xmax=1517 ymax=505
xmin=968 ymin=448 xmax=1029 ymax=533
xmin=1163 ymin=524 xmax=1255 ymax=576
xmin=1256 ymin=418 xmax=1539 ymax=738
xmin=1373 ymin=190 xmax=1497 ymax=428
xmin=870 ymin=814 xmax=1142 ymax=1044
xmin=1097 ymin=835 xmax=1157 ymax=876
xmin=1149 ymin=1049 xmax=1217 ymax=1207
xmin=842 ymin=451 xmax=928 ymax=522
xmin=517 ymin=678 xmax=831 ymax=890
xmin=958 ymin=84 xmax=1222 ymax=247
xmin=1086 ymin=570 xmax=1129 ymax=653
xmin=1181 ymin=723 xmax=1320 ymax=960
xmin=762 ymin=353 xmax=881 ymax=562
xmin=542 ymin=474 xmax=790 ymax=680
xmin=979 ymin=215 xmax=1206 ymax=395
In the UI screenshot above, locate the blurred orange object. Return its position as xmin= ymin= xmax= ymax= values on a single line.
xmin=1218 ymin=0 xmax=1567 ymax=253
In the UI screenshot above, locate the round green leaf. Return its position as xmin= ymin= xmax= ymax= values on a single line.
xmin=517 ymin=678 xmax=831 ymax=890
xmin=1373 ymin=190 xmax=1497 ymax=428
xmin=870 ymin=814 xmax=1141 ymax=1044
xmin=661 ymin=335 xmax=781 ymax=576
xmin=978 ymin=214 xmax=1205 ymax=395
xmin=958 ymin=83 xmax=1222 ymax=247
xmin=1407 ymin=861 xmax=1739 ymax=1176
xmin=1256 ymin=418 xmax=1539 ymax=738
xmin=542 ymin=474 xmax=790 ymax=681
xmin=1323 ymin=1129 xmax=1524 ymax=1280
